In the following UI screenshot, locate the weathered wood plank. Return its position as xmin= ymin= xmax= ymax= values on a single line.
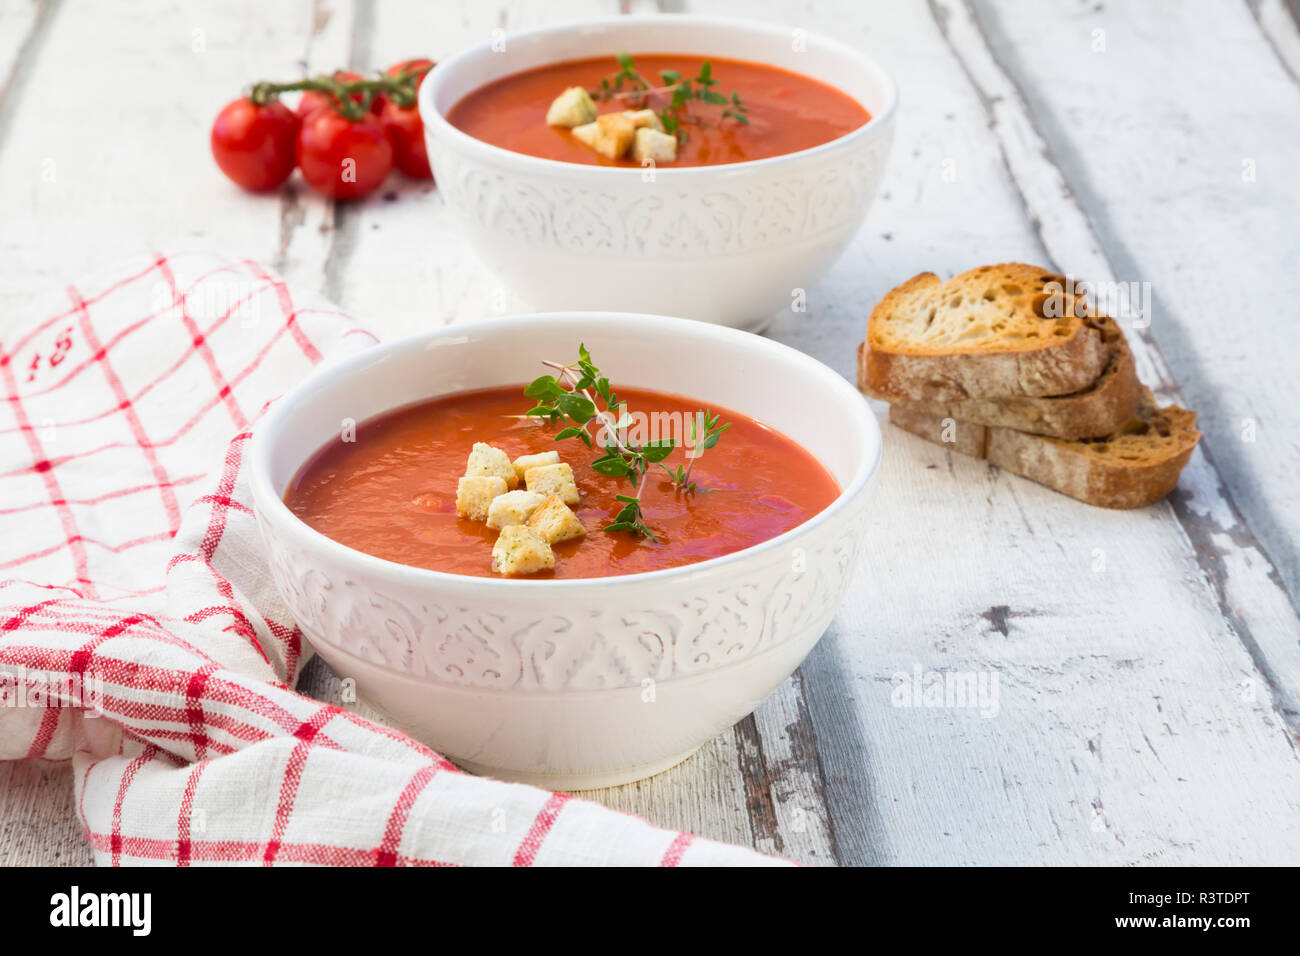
xmin=0 ymin=0 xmax=52 ymax=143
xmin=956 ymin=0 xmax=1300 ymax=727
xmin=271 ymin=0 xmax=358 ymax=295
xmin=684 ymin=0 xmax=1300 ymax=864
xmin=0 ymin=0 xmax=319 ymax=321
xmin=737 ymin=668 xmax=839 ymax=863
xmin=967 ymin=0 xmax=1300 ymax=616
xmin=1250 ymin=0 xmax=1300 ymax=82
xmin=0 ymin=760 xmax=92 ymax=866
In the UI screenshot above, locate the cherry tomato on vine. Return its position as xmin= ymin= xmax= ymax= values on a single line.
xmin=371 ymin=59 xmax=435 ymax=118
xmin=378 ymin=59 xmax=435 ymax=179
xmin=210 ymin=97 xmax=300 ymax=191
xmin=379 ymin=100 xmax=432 ymax=179
xmin=386 ymin=58 xmax=435 ymax=88
xmin=297 ymin=108 xmax=392 ymax=200
xmin=296 ymin=71 xmax=382 ymax=119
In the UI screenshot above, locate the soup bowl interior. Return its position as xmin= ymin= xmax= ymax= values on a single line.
xmin=249 ymin=313 xmax=881 ymax=788
xmin=419 ymin=15 xmax=898 ymax=332
xmin=422 ymin=15 xmax=898 ymax=133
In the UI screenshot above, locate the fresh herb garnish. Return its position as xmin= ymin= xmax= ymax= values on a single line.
xmin=522 ymin=346 xmax=730 ymax=540
xmin=592 ymin=53 xmax=749 ymax=142
xmin=662 ymin=410 xmax=731 ymax=494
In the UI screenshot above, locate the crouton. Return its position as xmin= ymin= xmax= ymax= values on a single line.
xmin=465 ymin=442 xmax=518 ymax=488
xmin=524 ymin=462 xmax=580 ymax=505
xmin=570 ymin=122 xmax=599 ymax=151
xmin=631 ymin=127 xmax=677 ymax=165
xmin=486 ymin=490 xmax=547 ymax=530
xmin=546 ymin=86 xmax=597 ymax=128
xmin=456 ymin=475 xmax=508 ymax=522
xmin=512 ymin=450 xmax=560 ymax=485
xmin=491 ymin=525 xmax=555 ymax=576
xmin=526 ymin=495 xmax=586 ymax=544
xmin=571 ymin=112 xmax=635 ymax=160
xmin=623 ymin=109 xmax=665 ymax=132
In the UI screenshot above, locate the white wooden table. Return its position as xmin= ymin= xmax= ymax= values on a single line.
xmin=2 ymin=0 xmax=1299 ymax=866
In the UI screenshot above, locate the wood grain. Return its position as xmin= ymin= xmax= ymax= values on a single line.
xmin=950 ymin=0 xmax=1300 ymax=728
xmin=0 ymin=0 xmax=53 ymax=145
xmin=690 ymin=0 xmax=1300 ymax=864
xmin=0 ymin=761 xmax=92 ymax=866
xmin=1251 ymin=0 xmax=1300 ymax=81
xmin=967 ymin=0 xmax=1300 ymax=616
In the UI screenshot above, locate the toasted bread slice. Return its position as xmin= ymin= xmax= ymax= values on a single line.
xmin=862 ymin=264 xmax=1108 ymax=400
xmin=889 ymin=387 xmax=1200 ymax=509
xmin=862 ymin=314 xmax=1140 ymax=439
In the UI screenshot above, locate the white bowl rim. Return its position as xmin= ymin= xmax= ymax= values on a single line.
xmin=248 ymin=312 xmax=882 ymax=592
xmin=418 ymin=13 xmax=900 ymax=179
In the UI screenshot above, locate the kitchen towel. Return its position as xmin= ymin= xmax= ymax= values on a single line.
xmin=0 ymin=251 xmax=779 ymax=866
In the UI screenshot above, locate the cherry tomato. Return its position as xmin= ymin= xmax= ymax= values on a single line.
xmin=296 ymin=71 xmax=382 ymax=120
xmin=297 ymin=108 xmax=392 ymax=200
xmin=386 ymin=58 xmax=435 ymax=88
xmin=371 ymin=59 xmax=436 ymax=115
xmin=376 ymin=59 xmax=434 ymax=179
xmin=211 ymin=97 xmax=299 ymax=191
xmin=379 ymin=99 xmax=432 ymax=179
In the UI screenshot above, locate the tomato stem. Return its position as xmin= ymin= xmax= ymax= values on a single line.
xmin=247 ymin=64 xmax=431 ymax=120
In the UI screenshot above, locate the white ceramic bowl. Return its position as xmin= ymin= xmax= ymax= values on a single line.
xmin=249 ymin=313 xmax=881 ymax=789
xmin=419 ymin=15 xmax=898 ymax=332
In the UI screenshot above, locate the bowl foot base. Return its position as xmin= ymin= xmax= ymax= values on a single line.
xmin=450 ymin=745 xmax=705 ymax=792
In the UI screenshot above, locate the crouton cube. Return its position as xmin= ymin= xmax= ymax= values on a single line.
xmin=491 ymin=525 xmax=555 ymax=576
xmin=512 ymin=450 xmax=560 ymax=485
xmin=631 ymin=127 xmax=677 ymax=165
xmin=623 ymin=109 xmax=665 ymax=132
xmin=571 ymin=113 xmax=635 ymax=160
xmin=465 ymin=442 xmax=518 ymax=488
xmin=524 ymin=462 xmax=580 ymax=505
xmin=526 ymin=495 xmax=586 ymax=544
xmin=456 ymin=476 xmax=508 ymax=522
xmin=546 ymin=86 xmax=597 ymax=128
xmin=486 ymin=490 xmax=547 ymax=530
xmin=570 ymin=122 xmax=599 ymax=151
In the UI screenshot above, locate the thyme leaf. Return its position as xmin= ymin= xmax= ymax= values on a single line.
xmin=521 ymin=346 xmax=731 ymax=541
xmin=590 ymin=54 xmax=750 ymax=143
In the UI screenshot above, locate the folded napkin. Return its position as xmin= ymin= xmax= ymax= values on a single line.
xmin=0 ymin=252 xmax=777 ymax=866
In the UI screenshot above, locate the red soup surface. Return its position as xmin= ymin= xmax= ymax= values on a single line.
xmin=445 ymin=54 xmax=871 ymax=167
xmin=286 ymin=385 xmax=840 ymax=579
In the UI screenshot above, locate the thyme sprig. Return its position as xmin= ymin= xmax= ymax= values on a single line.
xmin=247 ymin=63 xmax=432 ymax=120
xmin=594 ymin=53 xmax=749 ymax=141
xmin=522 ymin=345 xmax=730 ymax=540
xmin=663 ymin=410 xmax=731 ymax=494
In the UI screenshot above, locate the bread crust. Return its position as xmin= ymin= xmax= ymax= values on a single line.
xmin=888 ymin=388 xmax=1200 ymax=509
xmin=888 ymin=402 xmax=989 ymax=458
xmin=862 ymin=315 xmax=1140 ymax=439
xmin=863 ymin=264 xmax=1108 ymax=400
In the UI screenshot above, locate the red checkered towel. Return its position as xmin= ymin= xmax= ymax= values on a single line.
xmin=0 ymin=252 xmax=778 ymax=866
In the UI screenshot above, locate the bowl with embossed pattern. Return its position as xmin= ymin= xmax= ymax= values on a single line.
xmin=419 ymin=15 xmax=898 ymax=332
xmin=248 ymin=312 xmax=881 ymax=789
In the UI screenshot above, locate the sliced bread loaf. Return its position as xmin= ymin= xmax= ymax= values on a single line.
xmin=861 ymin=264 xmax=1108 ymax=401
xmin=861 ymin=314 xmax=1140 ymax=440
xmin=889 ymin=387 xmax=1200 ymax=509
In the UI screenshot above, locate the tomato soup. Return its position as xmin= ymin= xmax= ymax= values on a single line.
xmin=446 ymin=54 xmax=870 ymax=167
xmin=286 ymin=385 xmax=839 ymax=579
